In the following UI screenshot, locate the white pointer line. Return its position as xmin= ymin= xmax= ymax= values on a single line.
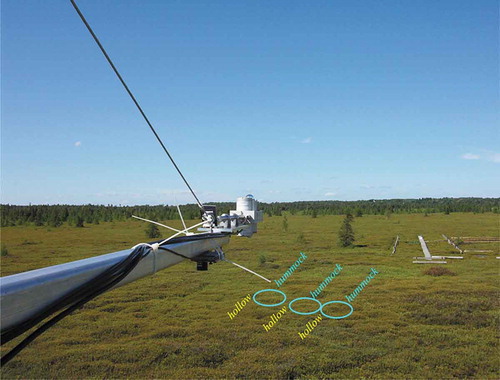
xmin=223 ymin=258 xmax=272 ymax=283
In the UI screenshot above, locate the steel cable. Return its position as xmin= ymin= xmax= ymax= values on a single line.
xmin=69 ymin=0 xmax=204 ymax=209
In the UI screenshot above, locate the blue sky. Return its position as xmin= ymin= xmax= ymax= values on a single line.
xmin=1 ymin=0 xmax=498 ymax=205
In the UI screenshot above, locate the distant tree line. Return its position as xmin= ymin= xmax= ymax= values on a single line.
xmin=1 ymin=197 xmax=498 ymax=228
xmin=263 ymin=198 xmax=500 ymax=217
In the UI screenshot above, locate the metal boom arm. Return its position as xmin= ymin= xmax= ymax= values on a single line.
xmin=0 ymin=233 xmax=229 ymax=333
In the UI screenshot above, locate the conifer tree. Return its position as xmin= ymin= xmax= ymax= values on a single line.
xmin=338 ymin=214 xmax=355 ymax=247
xmin=282 ymin=214 xmax=289 ymax=232
xmin=75 ymin=216 xmax=84 ymax=228
xmin=146 ymin=224 xmax=160 ymax=239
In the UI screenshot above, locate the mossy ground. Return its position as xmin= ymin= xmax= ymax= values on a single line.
xmin=1 ymin=213 xmax=499 ymax=378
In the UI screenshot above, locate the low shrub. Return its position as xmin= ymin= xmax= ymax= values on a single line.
xmin=21 ymin=240 xmax=38 ymax=245
xmin=423 ymin=267 xmax=457 ymax=276
xmin=296 ymin=233 xmax=306 ymax=244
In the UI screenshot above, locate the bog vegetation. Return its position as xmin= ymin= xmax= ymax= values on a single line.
xmin=1 ymin=212 xmax=499 ymax=378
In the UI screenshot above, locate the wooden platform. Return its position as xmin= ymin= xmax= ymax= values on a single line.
xmin=463 ymin=250 xmax=493 ymax=253
xmin=451 ymin=236 xmax=499 ymax=243
xmin=413 ymin=256 xmax=463 ymax=260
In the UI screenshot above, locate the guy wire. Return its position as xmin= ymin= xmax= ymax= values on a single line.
xmin=70 ymin=0 xmax=204 ymax=209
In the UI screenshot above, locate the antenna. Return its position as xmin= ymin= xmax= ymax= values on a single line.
xmin=176 ymin=205 xmax=188 ymax=231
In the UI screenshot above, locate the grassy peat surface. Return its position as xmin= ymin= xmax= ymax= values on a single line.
xmin=1 ymin=213 xmax=499 ymax=378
